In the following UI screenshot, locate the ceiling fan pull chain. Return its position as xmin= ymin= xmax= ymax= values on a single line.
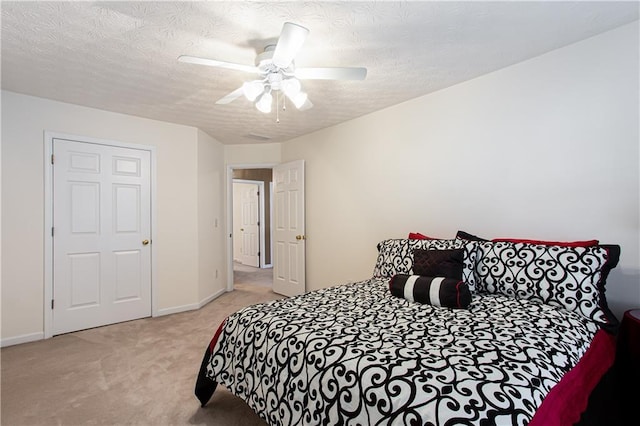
xmin=276 ymin=92 xmax=280 ymax=123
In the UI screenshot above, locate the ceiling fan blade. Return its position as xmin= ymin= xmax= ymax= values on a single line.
xmin=215 ymin=87 xmax=244 ymax=105
xmin=295 ymin=67 xmax=367 ymax=81
xmin=178 ymin=55 xmax=258 ymax=74
xmin=272 ymin=22 xmax=310 ymax=69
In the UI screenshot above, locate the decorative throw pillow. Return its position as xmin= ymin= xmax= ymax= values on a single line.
xmin=593 ymin=244 xmax=621 ymax=327
xmin=373 ymin=239 xmax=479 ymax=292
xmin=408 ymin=232 xmax=437 ymax=240
xmin=413 ymin=248 xmax=464 ymax=280
xmin=389 ymin=274 xmax=472 ymax=308
xmin=456 ymin=230 xmax=488 ymax=242
xmin=474 ymin=240 xmax=620 ymax=324
xmin=491 ymin=238 xmax=599 ymax=247
xmin=373 ymin=239 xmax=457 ymax=278
xmin=456 ymin=229 xmax=599 ymax=248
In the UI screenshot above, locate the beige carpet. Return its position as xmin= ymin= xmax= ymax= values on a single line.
xmin=232 ymin=263 xmax=273 ymax=288
xmin=1 ymin=282 xmax=282 ymax=426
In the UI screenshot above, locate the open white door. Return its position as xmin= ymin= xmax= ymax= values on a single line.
xmin=272 ymin=160 xmax=305 ymax=296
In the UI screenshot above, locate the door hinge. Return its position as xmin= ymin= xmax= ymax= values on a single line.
xmin=51 ymin=299 xmax=54 ymax=309
xmin=51 ymin=227 xmax=54 ymax=237
xmin=51 ymin=154 xmax=55 ymax=164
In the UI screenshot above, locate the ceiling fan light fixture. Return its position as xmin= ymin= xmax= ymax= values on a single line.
xmin=242 ymin=80 xmax=264 ymax=102
xmin=282 ymin=78 xmax=301 ymax=97
xmin=288 ymin=91 xmax=308 ymax=109
xmin=255 ymin=91 xmax=273 ymax=113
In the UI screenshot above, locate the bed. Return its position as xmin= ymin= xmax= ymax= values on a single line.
xmin=195 ymin=234 xmax=620 ymax=425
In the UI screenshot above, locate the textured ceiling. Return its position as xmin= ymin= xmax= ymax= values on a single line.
xmin=1 ymin=1 xmax=638 ymax=145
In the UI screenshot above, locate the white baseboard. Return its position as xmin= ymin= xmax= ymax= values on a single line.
xmin=4 ymin=291 xmax=229 ymax=344
xmin=1 ymin=332 xmax=44 ymax=348
xmin=155 ymin=288 xmax=227 ymax=317
xmin=155 ymin=302 xmax=200 ymax=317
xmin=199 ymin=288 xmax=226 ymax=308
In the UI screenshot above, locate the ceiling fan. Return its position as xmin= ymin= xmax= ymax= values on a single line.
xmin=178 ymin=22 xmax=367 ymax=114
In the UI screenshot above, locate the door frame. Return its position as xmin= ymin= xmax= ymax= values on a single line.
xmin=232 ymin=179 xmax=266 ymax=268
xmin=43 ymin=131 xmax=158 ymax=339
xmin=226 ymin=163 xmax=276 ymax=292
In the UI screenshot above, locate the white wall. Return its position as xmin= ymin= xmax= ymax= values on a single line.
xmin=224 ymin=143 xmax=281 ymax=165
xmin=1 ymin=91 xmax=226 ymax=344
xmin=282 ymin=21 xmax=640 ymax=319
xmin=197 ymin=129 xmax=227 ymax=306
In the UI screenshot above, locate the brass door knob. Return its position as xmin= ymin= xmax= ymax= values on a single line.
xmin=295 ymin=235 xmax=306 ymax=240
xmin=142 ymin=239 xmax=150 ymax=245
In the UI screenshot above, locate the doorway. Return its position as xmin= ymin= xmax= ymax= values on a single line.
xmin=230 ymin=167 xmax=274 ymax=290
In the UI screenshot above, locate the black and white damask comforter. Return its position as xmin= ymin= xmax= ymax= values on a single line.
xmin=195 ymin=278 xmax=605 ymax=425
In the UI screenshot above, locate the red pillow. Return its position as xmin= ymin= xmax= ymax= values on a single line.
xmin=491 ymin=238 xmax=599 ymax=247
xmin=408 ymin=232 xmax=437 ymax=240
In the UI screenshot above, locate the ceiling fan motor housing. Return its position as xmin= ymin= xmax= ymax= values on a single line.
xmin=256 ymin=45 xmax=294 ymax=92
xmin=267 ymin=72 xmax=284 ymax=91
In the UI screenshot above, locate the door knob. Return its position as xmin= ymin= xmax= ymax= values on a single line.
xmin=142 ymin=239 xmax=150 ymax=245
xmin=296 ymin=235 xmax=306 ymax=240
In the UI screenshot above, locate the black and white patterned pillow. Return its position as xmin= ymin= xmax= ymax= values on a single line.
xmin=474 ymin=241 xmax=620 ymax=324
xmin=373 ymin=239 xmax=478 ymax=292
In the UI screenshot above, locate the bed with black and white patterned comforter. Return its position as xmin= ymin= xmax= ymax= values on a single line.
xmin=195 ymin=277 xmax=612 ymax=425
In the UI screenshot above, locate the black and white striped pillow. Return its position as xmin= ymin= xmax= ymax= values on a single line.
xmin=389 ymin=274 xmax=472 ymax=309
